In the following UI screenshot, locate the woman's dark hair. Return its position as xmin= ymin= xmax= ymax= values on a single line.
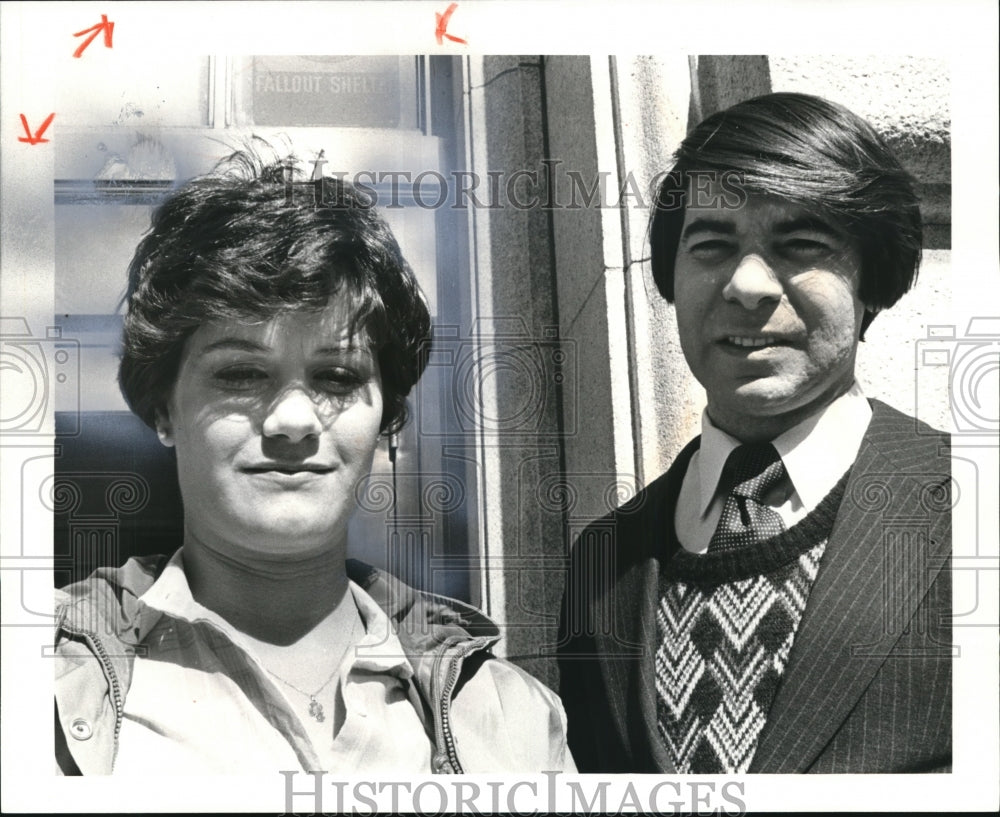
xmin=649 ymin=92 xmax=923 ymax=337
xmin=118 ymin=147 xmax=431 ymax=434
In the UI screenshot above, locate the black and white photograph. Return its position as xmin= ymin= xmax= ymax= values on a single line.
xmin=1 ymin=1 xmax=997 ymax=813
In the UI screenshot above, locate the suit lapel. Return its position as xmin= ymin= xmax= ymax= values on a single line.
xmin=593 ymin=517 xmax=671 ymax=770
xmin=594 ymin=444 xmax=699 ymax=773
xmin=631 ymin=549 xmax=677 ymax=772
xmin=750 ymin=402 xmax=951 ymax=772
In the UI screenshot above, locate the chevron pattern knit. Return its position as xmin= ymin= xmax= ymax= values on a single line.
xmin=655 ymin=472 xmax=848 ymax=774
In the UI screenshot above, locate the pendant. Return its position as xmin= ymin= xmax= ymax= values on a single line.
xmin=308 ymin=697 xmax=325 ymax=723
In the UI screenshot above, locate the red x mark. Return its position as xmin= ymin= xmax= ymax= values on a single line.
xmin=435 ymin=3 xmax=467 ymax=45
xmin=18 ymin=113 xmax=56 ymax=145
xmin=73 ymin=14 xmax=114 ymax=58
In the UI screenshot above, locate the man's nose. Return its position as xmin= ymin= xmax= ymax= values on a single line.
xmin=262 ymin=387 xmax=323 ymax=442
xmin=722 ymin=253 xmax=783 ymax=310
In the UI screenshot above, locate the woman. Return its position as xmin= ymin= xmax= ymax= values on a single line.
xmin=53 ymin=151 xmax=573 ymax=775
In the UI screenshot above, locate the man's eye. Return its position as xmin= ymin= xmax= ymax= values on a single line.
xmin=687 ymin=240 xmax=735 ymax=260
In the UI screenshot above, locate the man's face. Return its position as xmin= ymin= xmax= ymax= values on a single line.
xmin=673 ymin=191 xmax=866 ymax=440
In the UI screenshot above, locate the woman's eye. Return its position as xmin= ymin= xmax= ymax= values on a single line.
xmin=782 ymin=238 xmax=832 ymax=257
xmin=314 ymin=368 xmax=365 ymax=394
xmin=214 ymin=367 xmax=268 ymax=388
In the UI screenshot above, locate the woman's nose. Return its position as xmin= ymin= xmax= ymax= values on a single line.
xmin=722 ymin=253 xmax=783 ymax=310
xmin=261 ymin=387 xmax=323 ymax=442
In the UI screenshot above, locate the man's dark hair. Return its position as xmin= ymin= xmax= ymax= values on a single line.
xmin=649 ymin=92 xmax=923 ymax=337
xmin=118 ymin=147 xmax=431 ymax=435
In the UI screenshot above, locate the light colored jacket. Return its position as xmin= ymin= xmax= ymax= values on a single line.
xmin=54 ymin=555 xmax=574 ymax=774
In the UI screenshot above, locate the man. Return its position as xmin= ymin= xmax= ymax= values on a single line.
xmin=557 ymin=93 xmax=951 ymax=774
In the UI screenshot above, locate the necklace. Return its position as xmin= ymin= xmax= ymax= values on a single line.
xmin=266 ymin=665 xmax=339 ymax=722
xmin=259 ymin=600 xmax=361 ymax=724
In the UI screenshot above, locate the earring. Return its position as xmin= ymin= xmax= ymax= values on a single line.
xmin=155 ymin=418 xmax=175 ymax=447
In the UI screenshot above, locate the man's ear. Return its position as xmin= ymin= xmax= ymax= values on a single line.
xmin=859 ymin=306 xmax=879 ymax=342
xmin=154 ymin=412 xmax=175 ymax=448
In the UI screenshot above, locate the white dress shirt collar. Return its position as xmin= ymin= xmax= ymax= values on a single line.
xmin=697 ymin=382 xmax=872 ymax=516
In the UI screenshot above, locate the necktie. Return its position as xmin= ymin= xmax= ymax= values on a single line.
xmin=708 ymin=443 xmax=787 ymax=552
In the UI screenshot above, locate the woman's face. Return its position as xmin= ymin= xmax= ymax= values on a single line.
xmin=157 ymin=298 xmax=383 ymax=558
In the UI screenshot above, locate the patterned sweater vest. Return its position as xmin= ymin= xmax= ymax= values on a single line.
xmin=655 ymin=468 xmax=850 ymax=773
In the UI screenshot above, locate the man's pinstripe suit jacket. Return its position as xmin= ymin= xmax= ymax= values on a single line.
xmin=557 ymin=399 xmax=952 ymax=773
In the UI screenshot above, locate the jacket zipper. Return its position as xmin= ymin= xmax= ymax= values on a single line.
xmin=432 ymin=639 xmax=488 ymax=774
xmin=59 ymin=622 xmax=125 ymax=761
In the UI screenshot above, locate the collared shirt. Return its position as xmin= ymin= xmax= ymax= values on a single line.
xmin=675 ymin=383 xmax=872 ymax=553
xmin=112 ymin=550 xmax=433 ymax=774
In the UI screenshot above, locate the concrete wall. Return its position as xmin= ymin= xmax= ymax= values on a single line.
xmin=468 ymin=56 xmax=568 ymax=687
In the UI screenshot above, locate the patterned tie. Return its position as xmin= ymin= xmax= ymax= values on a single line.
xmin=708 ymin=443 xmax=787 ymax=552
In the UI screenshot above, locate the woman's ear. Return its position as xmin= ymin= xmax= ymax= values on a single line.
xmin=154 ymin=412 xmax=175 ymax=447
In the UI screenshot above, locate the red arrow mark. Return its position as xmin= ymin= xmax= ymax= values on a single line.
xmin=435 ymin=3 xmax=467 ymax=45
xmin=18 ymin=113 xmax=55 ymax=145
xmin=73 ymin=14 xmax=114 ymax=58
